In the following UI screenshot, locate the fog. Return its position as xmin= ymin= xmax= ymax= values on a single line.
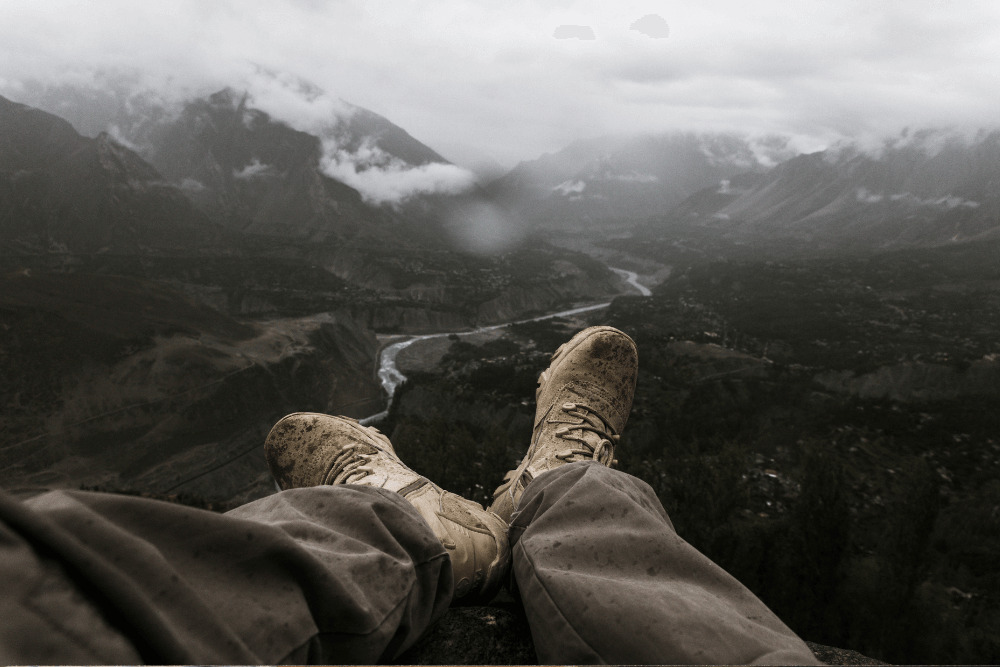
xmin=2 ymin=0 xmax=999 ymax=170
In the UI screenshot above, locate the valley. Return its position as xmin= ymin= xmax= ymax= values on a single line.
xmin=378 ymin=240 xmax=1000 ymax=665
xmin=1 ymin=84 xmax=999 ymax=664
xmin=0 ymin=244 xmax=627 ymax=506
xmin=0 ymin=91 xmax=627 ymax=506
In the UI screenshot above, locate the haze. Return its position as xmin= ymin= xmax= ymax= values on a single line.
xmin=1 ymin=0 xmax=998 ymax=169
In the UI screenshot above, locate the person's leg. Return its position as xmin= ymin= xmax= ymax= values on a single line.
xmin=490 ymin=326 xmax=818 ymax=664
xmin=265 ymin=412 xmax=509 ymax=603
xmin=510 ymin=462 xmax=821 ymax=665
xmin=0 ymin=482 xmax=452 ymax=665
xmin=1 ymin=410 xmax=509 ymax=664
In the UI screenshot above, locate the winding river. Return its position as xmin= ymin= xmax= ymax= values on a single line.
xmin=359 ymin=267 xmax=650 ymax=424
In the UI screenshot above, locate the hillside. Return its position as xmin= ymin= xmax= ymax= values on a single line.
xmin=0 ymin=266 xmax=382 ymax=504
xmin=488 ymin=132 xmax=794 ymax=231
xmin=0 ymin=95 xmax=216 ymax=253
xmin=640 ymin=129 xmax=1000 ymax=253
xmin=133 ymin=88 xmax=378 ymax=240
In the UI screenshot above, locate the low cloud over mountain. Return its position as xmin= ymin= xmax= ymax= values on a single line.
xmin=648 ymin=128 xmax=1000 ymax=249
xmin=30 ymin=73 xmax=479 ymax=209
xmin=488 ymin=132 xmax=797 ymax=230
xmin=4 ymin=3 xmax=1000 ymax=167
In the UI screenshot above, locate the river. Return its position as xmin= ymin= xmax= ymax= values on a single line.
xmin=611 ymin=267 xmax=652 ymax=297
xmin=359 ymin=266 xmax=650 ymax=424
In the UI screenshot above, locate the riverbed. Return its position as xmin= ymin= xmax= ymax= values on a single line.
xmin=359 ymin=267 xmax=651 ymax=424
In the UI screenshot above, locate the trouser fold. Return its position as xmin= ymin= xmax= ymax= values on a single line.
xmin=510 ymin=461 xmax=820 ymax=665
xmin=0 ymin=485 xmax=453 ymax=664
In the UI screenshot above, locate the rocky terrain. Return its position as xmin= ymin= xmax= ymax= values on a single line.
xmin=0 ymin=267 xmax=381 ymax=504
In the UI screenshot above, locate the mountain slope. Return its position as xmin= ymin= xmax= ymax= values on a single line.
xmin=330 ymin=103 xmax=451 ymax=167
xmin=11 ymin=81 xmax=489 ymax=246
xmin=488 ymin=133 xmax=794 ymax=230
xmin=652 ymin=129 xmax=1000 ymax=250
xmin=0 ymin=95 xmax=215 ymax=253
xmin=124 ymin=88 xmax=389 ymax=241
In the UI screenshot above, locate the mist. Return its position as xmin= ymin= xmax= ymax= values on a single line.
xmin=2 ymin=0 xmax=999 ymax=170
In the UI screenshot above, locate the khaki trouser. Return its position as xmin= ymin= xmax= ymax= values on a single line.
xmin=0 ymin=462 xmax=819 ymax=664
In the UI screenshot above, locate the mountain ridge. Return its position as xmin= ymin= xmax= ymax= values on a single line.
xmin=0 ymin=94 xmax=217 ymax=253
xmin=644 ymin=128 xmax=1000 ymax=251
xmin=487 ymin=132 xmax=796 ymax=231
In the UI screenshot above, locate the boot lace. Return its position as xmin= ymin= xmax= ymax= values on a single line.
xmin=553 ymin=402 xmax=620 ymax=466
xmin=324 ymin=426 xmax=398 ymax=485
xmin=326 ymin=443 xmax=374 ymax=484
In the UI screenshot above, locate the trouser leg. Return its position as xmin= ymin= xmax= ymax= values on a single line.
xmin=0 ymin=485 xmax=452 ymax=665
xmin=510 ymin=461 xmax=820 ymax=665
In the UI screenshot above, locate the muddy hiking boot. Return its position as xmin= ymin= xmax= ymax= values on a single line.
xmin=490 ymin=326 xmax=639 ymax=523
xmin=265 ymin=412 xmax=510 ymax=602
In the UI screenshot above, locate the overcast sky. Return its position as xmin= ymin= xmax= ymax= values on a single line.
xmin=1 ymin=0 xmax=998 ymax=168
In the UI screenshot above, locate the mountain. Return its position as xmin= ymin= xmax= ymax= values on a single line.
xmin=0 ymin=95 xmax=215 ymax=253
xmin=12 ymin=81 xmax=494 ymax=247
xmin=650 ymin=129 xmax=1000 ymax=251
xmin=330 ymin=101 xmax=451 ymax=167
xmin=0 ymin=90 xmax=618 ymax=309
xmin=433 ymin=140 xmax=510 ymax=183
xmin=110 ymin=87 xmax=473 ymax=243
xmin=488 ymin=133 xmax=795 ymax=231
xmin=122 ymin=88 xmax=380 ymax=241
xmin=0 ymin=93 xmax=625 ymax=506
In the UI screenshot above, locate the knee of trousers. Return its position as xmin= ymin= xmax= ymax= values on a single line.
xmin=509 ymin=462 xmax=672 ymax=541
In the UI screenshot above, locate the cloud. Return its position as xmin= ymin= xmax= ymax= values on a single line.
xmin=553 ymin=180 xmax=586 ymax=195
xmin=239 ymin=69 xmax=354 ymax=136
xmin=883 ymin=127 xmax=979 ymax=158
xmin=319 ymin=139 xmax=476 ymax=205
xmin=233 ymin=159 xmax=276 ymax=180
xmin=605 ymin=172 xmax=658 ymax=183
xmin=241 ymin=76 xmax=478 ymax=204
xmin=1 ymin=1 xmax=999 ymax=167
xmin=857 ymin=187 xmax=981 ymax=209
xmin=179 ymin=178 xmax=207 ymax=192
xmin=106 ymin=124 xmax=140 ymax=151
xmin=629 ymin=14 xmax=669 ymax=39
xmin=888 ymin=192 xmax=980 ymax=209
xmin=856 ymin=187 xmax=884 ymax=204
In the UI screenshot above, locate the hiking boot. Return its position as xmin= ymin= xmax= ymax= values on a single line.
xmin=489 ymin=326 xmax=638 ymax=522
xmin=265 ymin=412 xmax=509 ymax=602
